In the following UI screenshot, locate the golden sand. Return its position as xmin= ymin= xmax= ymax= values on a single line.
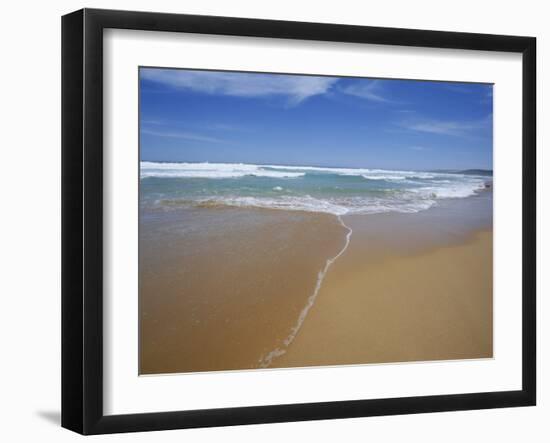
xmin=140 ymin=207 xmax=492 ymax=374
xmin=273 ymin=229 xmax=493 ymax=368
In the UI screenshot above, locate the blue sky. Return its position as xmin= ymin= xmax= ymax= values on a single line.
xmin=139 ymin=67 xmax=493 ymax=170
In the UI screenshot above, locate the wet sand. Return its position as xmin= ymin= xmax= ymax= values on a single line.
xmin=140 ymin=208 xmax=347 ymax=374
xmin=140 ymin=192 xmax=493 ymax=374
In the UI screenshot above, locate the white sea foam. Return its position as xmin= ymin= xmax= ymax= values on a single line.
xmin=141 ymin=161 xmax=456 ymax=180
xmin=196 ymin=195 xmax=350 ymax=215
xmin=265 ymin=164 xmax=446 ymax=180
xmin=140 ymin=162 xmax=305 ymax=179
xmin=361 ymin=174 xmax=406 ymax=180
xmin=191 ymin=192 xmax=474 ymax=216
xmin=141 ymin=170 xmax=305 ymax=178
xmin=258 ymin=215 xmax=353 ymax=368
xmin=263 ymin=164 xmax=427 ymax=176
xmin=412 ymin=180 xmax=485 ymax=199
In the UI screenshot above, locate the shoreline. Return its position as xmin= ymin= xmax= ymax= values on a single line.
xmin=259 ymin=215 xmax=353 ymax=367
xmin=140 ymin=192 xmax=492 ymax=374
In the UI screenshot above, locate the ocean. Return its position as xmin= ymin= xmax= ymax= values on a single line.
xmin=140 ymin=161 xmax=491 ymax=216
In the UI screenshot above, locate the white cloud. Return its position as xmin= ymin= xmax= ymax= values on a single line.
xmin=200 ymin=122 xmax=249 ymax=132
xmin=340 ymin=80 xmax=393 ymax=103
xmin=141 ymin=69 xmax=337 ymax=105
xmin=140 ymin=128 xmax=224 ymax=143
xmin=402 ymin=121 xmax=469 ymax=136
xmin=399 ymin=114 xmax=492 ymax=137
xmin=141 ymin=119 xmax=163 ymax=125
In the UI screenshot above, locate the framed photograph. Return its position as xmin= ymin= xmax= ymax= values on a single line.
xmin=62 ymin=8 xmax=536 ymax=434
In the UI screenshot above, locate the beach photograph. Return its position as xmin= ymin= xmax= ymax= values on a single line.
xmin=138 ymin=67 xmax=493 ymax=375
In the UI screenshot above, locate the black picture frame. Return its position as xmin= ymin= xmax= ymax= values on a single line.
xmin=62 ymin=8 xmax=536 ymax=435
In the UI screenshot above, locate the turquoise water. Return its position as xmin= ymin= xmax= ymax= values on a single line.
xmin=140 ymin=161 xmax=491 ymax=216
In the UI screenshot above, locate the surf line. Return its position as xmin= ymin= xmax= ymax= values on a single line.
xmin=259 ymin=215 xmax=353 ymax=368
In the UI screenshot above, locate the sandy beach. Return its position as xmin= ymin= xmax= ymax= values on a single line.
xmin=139 ymin=189 xmax=492 ymax=374
xmin=274 ymin=227 xmax=493 ymax=368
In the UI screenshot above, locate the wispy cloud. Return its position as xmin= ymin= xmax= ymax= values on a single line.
xmin=200 ymin=122 xmax=249 ymax=132
xmin=401 ymin=120 xmax=470 ymax=136
xmin=141 ymin=119 xmax=164 ymax=125
xmin=141 ymin=118 xmax=249 ymax=133
xmin=398 ymin=114 xmax=492 ymax=137
xmin=141 ymin=69 xmax=337 ymax=105
xmin=442 ymin=83 xmax=493 ymax=106
xmin=140 ymin=128 xmax=225 ymax=143
xmin=339 ymin=80 xmax=395 ymax=103
xmin=409 ymin=145 xmax=428 ymax=151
